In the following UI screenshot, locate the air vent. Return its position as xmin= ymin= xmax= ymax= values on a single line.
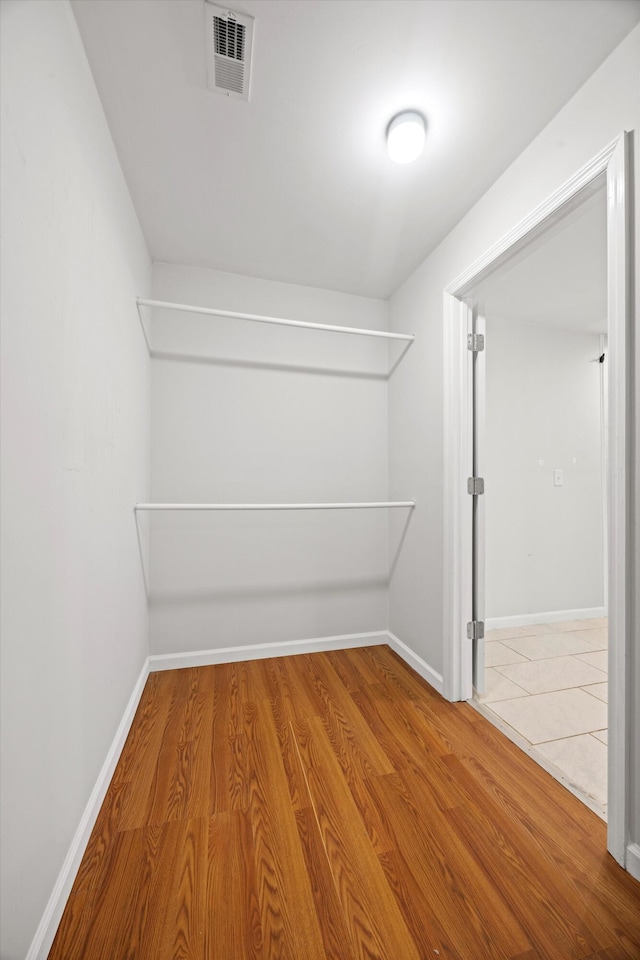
xmin=205 ymin=3 xmax=254 ymax=101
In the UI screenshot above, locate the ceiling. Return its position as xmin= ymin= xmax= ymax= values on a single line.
xmin=475 ymin=184 xmax=608 ymax=334
xmin=71 ymin=0 xmax=640 ymax=299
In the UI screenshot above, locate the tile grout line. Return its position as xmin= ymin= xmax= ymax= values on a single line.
xmin=470 ymin=699 xmax=608 ymax=821
xmin=479 ymin=618 xmax=608 ymax=818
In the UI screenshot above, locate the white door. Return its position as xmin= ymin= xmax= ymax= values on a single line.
xmin=470 ymin=310 xmax=486 ymax=697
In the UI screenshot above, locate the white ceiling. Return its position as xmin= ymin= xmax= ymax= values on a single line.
xmin=71 ymin=0 xmax=640 ymax=299
xmin=475 ymin=184 xmax=608 ymax=334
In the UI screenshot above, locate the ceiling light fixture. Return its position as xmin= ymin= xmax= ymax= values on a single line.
xmin=387 ymin=111 xmax=425 ymax=164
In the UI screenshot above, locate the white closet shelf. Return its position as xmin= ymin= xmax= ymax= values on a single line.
xmin=136 ymin=298 xmax=414 ymax=343
xmin=135 ymin=501 xmax=415 ymax=511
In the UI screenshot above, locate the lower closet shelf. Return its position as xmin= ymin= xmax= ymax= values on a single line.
xmin=134 ymin=501 xmax=415 ymax=511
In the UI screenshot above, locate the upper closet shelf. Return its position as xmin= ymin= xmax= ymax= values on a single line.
xmin=136 ymin=298 xmax=414 ymax=343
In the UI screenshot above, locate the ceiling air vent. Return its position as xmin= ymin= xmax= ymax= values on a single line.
xmin=205 ymin=2 xmax=254 ymax=101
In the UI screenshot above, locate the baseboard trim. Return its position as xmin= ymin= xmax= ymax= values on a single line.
xmin=148 ymin=629 xmax=445 ymax=697
xmin=148 ymin=630 xmax=388 ymax=672
xmin=626 ymin=843 xmax=640 ymax=882
xmin=26 ymin=658 xmax=150 ymax=960
xmin=386 ymin=631 xmax=445 ymax=696
xmin=485 ymin=607 xmax=605 ymax=630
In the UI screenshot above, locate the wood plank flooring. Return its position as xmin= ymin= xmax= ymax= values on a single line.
xmin=48 ymin=645 xmax=640 ymax=960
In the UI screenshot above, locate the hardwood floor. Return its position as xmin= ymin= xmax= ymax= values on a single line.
xmin=48 ymin=645 xmax=640 ymax=960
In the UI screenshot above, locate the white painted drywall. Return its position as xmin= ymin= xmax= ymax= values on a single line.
xmin=148 ymin=263 xmax=391 ymax=654
xmin=389 ymin=23 xmax=637 ymax=672
xmin=0 ymin=3 xmax=151 ymax=958
xmin=484 ymin=319 xmax=604 ymax=618
xmin=387 ymin=22 xmax=639 ymax=858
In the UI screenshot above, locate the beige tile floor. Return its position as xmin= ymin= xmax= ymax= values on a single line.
xmin=477 ymin=618 xmax=608 ymax=818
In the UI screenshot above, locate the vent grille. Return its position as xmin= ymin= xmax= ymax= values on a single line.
xmin=214 ymin=16 xmax=245 ymax=61
xmin=205 ymin=3 xmax=254 ymax=101
xmin=214 ymin=56 xmax=244 ymax=94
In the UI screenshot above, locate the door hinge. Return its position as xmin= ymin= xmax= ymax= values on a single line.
xmin=467 ymin=476 xmax=485 ymax=495
xmin=467 ymin=333 xmax=485 ymax=352
xmin=467 ymin=620 xmax=485 ymax=641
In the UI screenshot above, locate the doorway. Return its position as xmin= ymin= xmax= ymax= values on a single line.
xmin=443 ymin=134 xmax=631 ymax=867
xmin=469 ymin=182 xmax=609 ymax=819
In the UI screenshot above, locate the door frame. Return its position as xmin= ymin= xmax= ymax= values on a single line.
xmin=442 ymin=133 xmax=630 ymax=866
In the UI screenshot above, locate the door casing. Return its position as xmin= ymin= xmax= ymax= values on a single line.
xmin=442 ymin=134 xmax=630 ymax=867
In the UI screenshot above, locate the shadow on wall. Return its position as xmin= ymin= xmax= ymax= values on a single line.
xmin=148 ymin=577 xmax=390 ymax=606
xmin=390 ymin=508 xmax=413 ymax=578
xmin=138 ymin=305 xmax=409 ymax=379
xmin=148 ymin=351 xmax=390 ymax=381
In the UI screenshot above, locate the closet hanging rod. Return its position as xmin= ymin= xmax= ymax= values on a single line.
xmin=136 ymin=298 xmax=414 ymax=343
xmin=135 ymin=501 xmax=415 ymax=512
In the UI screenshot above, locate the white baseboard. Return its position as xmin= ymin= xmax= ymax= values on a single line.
xmin=26 ymin=658 xmax=150 ymax=960
xmin=386 ymin=631 xmax=444 ymax=696
xmin=485 ymin=607 xmax=605 ymax=630
xmin=149 ymin=632 xmax=445 ymax=703
xmin=148 ymin=630 xmax=388 ymax=672
xmin=626 ymin=843 xmax=640 ymax=882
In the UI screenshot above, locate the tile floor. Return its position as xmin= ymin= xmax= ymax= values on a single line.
xmin=477 ymin=618 xmax=608 ymax=818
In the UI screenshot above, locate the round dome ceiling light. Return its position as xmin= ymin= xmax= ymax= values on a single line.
xmin=387 ymin=111 xmax=425 ymax=164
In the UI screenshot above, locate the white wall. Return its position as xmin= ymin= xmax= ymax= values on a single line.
xmin=148 ymin=262 xmax=390 ymax=654
xmin=388 ymin=22 xmax=639 ymax=860
xmin=0 ymin=3 xmax=151 ymax=958
xmin=485 ymin=319 xmax=604 ymax=619
xmin=389 ymin=23 xmax=638 ymax=672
